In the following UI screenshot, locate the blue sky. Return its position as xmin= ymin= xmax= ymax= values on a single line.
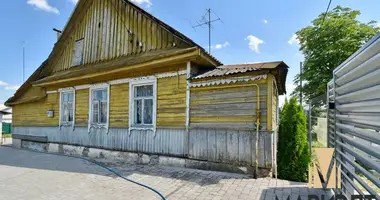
xmin=0 ymin=0 xmax=379 ymax=106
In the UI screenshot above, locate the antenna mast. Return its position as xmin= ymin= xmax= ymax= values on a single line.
xmin=21 ymin=41 xmax=26 ymax=82
xmin=192 ymin=8 xmax=223 ymax=54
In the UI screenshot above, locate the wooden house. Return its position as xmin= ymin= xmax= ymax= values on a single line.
xmin=6 ymin=0 xmax=288 ymax=177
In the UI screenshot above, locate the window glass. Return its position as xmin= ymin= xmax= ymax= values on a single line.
xmin=134 ymin=99 xmax=142 ymax=124
xmin=143 ymin=99 xmax=153 ymax=124
xmin=135 ymin=85 xmax=153 ymax=97
xmin=132 ymin=84 xmax=154 ymax=126
xmin=61 ymin=92 xmax=74 ymax=124
xmin=91 ymin=88 xmax=107 ymax=125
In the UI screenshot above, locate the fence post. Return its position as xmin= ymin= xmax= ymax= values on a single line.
xmin=308 ymin=103 xmax=312 ymax=153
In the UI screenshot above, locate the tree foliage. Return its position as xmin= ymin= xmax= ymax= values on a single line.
xmin=278 ymin=97 xmax=310 ymax=182
xmin=293 ymin=6 xmax=379 ymax=104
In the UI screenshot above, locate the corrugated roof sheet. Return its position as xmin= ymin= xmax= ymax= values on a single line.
xmin=193 ymin=61 xmax=283 ymax=79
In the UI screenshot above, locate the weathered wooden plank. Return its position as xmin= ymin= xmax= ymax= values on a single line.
xmin=216 ymin=129 xmax=227 ymax=162
xmin=207 ymin=129 xmax=217 ymax=161
xmin=191 ymin=102 xmax=264 ymax=110
xmin=190 ymin=123 xmax=259 ymax=130
xmin=226 ymin=130 xmax=239 ymax=162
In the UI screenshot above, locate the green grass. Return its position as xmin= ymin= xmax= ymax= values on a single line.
xmin=356 ymin=173 xmax=380 ymax=193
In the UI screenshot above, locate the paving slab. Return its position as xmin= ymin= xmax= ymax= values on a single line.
xmin=0 ymin=145 xmax=332 ymax=200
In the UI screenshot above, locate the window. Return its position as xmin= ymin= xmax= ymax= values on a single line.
xmin=60 ymin=91 xmax=74 ymax=125
xmin=90 ymin=88 xmax=108 ymax=125
xmin=129 ymin=79 xmax=156 ymax=130
xmin=72 ymin=38 xmax=84 ymax=66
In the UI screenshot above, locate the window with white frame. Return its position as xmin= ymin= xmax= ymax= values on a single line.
xmin=130 ymin=80 xmax=156 ymax=128
xmin=90 ymin=88 xmax=108 ymax=125
xmin=60 ymin=91 xmax=74 ymax=125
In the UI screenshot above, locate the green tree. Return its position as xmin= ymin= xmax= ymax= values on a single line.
xmin=293 ymin=6 xmax=379 ymax=104
xmin=278 ymin=97 xmax=310 ymax=182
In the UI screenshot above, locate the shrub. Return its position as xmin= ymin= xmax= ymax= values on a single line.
xmin=277 ymin=97 xmax=310 ymax=182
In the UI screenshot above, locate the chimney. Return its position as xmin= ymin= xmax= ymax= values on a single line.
xmin=53 ymin=28 xmax=62 ymax=41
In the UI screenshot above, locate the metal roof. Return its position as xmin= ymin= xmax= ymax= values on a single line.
xmin=193 ymin=61 xmax=284 ymax=79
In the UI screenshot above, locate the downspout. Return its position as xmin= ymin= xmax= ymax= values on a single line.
xmin=273 ymin=79 xmax=280 ymax=180
xmin=252 ymin=84 xmax=260 ymax=178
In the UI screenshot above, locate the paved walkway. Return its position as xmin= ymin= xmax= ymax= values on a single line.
xmin=0 ymin=144 xmax=331 ymax=200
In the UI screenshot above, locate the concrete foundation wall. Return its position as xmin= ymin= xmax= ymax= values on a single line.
xmin=18 ymin=140 xmax=271 ymax=177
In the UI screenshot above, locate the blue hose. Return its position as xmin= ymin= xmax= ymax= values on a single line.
xmin=11 ymin=147 xmax=167 ymax=200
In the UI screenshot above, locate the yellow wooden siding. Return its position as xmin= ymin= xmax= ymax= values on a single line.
xmin=13 ymin=93 xmax=59 ymax=126
xmin=49 ymin=0 xmax=189 ymax=74
xmin=190 ymin=80 xmax=268 ymax=130
xmin=157 ymin=75 xmax=187 ymax=127
xmin=75 ymin=89 xmax=89 ymax=127
xmin=110 ymin=83 xmax=129 ymax=128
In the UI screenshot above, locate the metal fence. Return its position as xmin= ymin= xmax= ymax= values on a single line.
xmin=327 ymin=33 xmax=380 ymax=198
xmin=307 ymin=95 xmax=328 ymax=148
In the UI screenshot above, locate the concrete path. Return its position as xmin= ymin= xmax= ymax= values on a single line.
xmin=0 ymin=145 xmax=331 ymax=200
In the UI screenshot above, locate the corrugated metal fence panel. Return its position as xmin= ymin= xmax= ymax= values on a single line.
xmin=188 ymin=129 xmax=272 ymax=168
xmin=328 ymin=33 xmax=380 ymax=198
xmin=13 ymin=127 xmax=186 ymax=156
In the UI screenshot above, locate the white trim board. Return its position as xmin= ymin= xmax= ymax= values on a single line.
xmin=189 ymin=75 xmax=268 ymax=88
xmin=46 ymin=70 xmax=186 ymax=94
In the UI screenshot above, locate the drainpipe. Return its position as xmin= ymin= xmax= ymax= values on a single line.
xmin=251 ymin=84 xmax=260 ymax=178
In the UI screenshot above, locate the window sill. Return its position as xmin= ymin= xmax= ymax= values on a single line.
xmin=129 ymin=126 xmax=156 ymax=136
xmin=60 ymin=123 xmax=73 ymax=127
xmin=90 ymin=124 xmax=108 ymax=129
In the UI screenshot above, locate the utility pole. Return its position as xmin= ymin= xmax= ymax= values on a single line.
xmin=192 ymin=8 xmax=223 ymax=54
xmin=300 ymin=62 xmax=303 ymax=105
xmin=22 ymin=41 xmax=26 ymax=82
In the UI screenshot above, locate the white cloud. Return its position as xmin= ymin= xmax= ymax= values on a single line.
xmin=214 ymin=41 xmax=230 ymax=49
xmin=0 ymin=80 xmax=20 ymax=91
xmin=0 ymin=81 xmax=8 ymax=86
xmin=376 ymin=23 xmax=380 ymax=28
xmin=5 ymin=85 xmax=20 ymax=91
xmin=263 ymin=19 xmax=268 ymax=24
xmin=288 ymin=34 xmax=300 ymax=45
xmin=245 ymin=35 xmax=264 ymax=53
xmin=279 ymin=83 xmax=296 ymax=107
xmin=130 ymin=0 xmax=152 ymax=8
xmin=27 ymin=0 xmax=59 ymax=14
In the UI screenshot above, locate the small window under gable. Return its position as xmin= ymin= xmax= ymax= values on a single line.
xmin=72 ymin=38 xmax=84 ymax=66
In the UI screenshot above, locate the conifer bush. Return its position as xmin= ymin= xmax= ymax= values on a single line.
xmin=277 ymin=97 xmax=310 ymax=182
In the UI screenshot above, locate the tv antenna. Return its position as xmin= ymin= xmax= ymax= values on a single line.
xmin=192 ymin=8 xmax=223 ymax=54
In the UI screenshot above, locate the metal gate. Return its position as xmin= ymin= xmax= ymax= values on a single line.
xmin=327 ymin=33 xmax=380 ymax=198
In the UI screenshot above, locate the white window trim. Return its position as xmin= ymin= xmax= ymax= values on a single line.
xmin=129 ymin=78 xmax=157 ymax=136
xmin=59 ymin=88 xmax=76 ymax=130
xmin=88 ymin=84 xmax=110 ymax=133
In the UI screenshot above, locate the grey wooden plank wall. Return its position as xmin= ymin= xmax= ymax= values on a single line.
xmin=188 ymin=128 xmax=273 ymax=168
xmin=14 ymin=126 xmax=273 ymax=168
xmin=13 ymin=127 xmax=186 ymax=156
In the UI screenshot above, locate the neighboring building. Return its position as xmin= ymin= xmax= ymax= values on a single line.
xmin=0 ymin=106 xmax=12 ymax=123
xmin=0 ymin=109 xmax=11 ymax=138
xmin=5 ymin=0 xmax=288 ymax=176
